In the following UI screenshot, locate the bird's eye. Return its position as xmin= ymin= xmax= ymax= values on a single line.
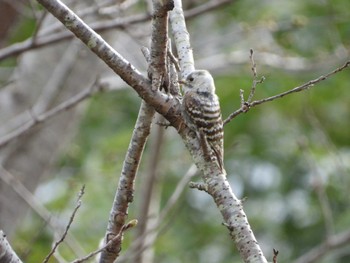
xmin=188 ymin=77 xmax=194 ymax=82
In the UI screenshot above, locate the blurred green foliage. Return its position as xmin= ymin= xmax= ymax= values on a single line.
xmin=6 ymin=0 xmax=350 ymax=262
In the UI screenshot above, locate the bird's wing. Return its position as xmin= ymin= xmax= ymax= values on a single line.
xmin=183 ymin=91 xmax=204 ymax=129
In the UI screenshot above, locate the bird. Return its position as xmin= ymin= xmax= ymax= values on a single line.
xmin=180 ymin=70 xmax=224 ymax=171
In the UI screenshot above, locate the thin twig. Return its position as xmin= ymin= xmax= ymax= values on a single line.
xmin=99 ymin=100 xmax=155 ymax=263
xmin=189 ymin=181 xmax=208 ymax=192
xmin=35 ymin=0 xmax=182 ymax=129
xmin=159 ymin=164 xmax=197 ymax=221
xmin=297 ymin=131 xmax=335 ymax=237
xmin=133 ymin=114 xmax=165 ymax=263
xmin=0 ymin=0 xmax=233 ymax=61
xmin=247 ymin=48 xmax=265 ymax=103
xmin=224 ymin=60 xmax=350 ymax=125
xmin=239 ymin=89 xmax=245 ymax=108
xmin=273 ymin=248 xmax=279 ymax=263
xmin=252 ymin=60 xmax=350 ymax=106
xmin=118 ymin=164 xmax=197 ymax=262
xmin=184 ymin=0 xmax=234 ymax=19
xmin=42 ymin=185 xmax=85 ymax=263
xmin=293 ymin=229 xmax=350 ymax=263
xmin=250 ymin=49 xmax=257 ymax=78
xmin=167 ymin=48 xmax=180 ymax=72
xmin=32 ymin=11 xmax=48 ymax=42
xmin=71 ymin=220 xmax=137 ymax=263
xmin=0 ymin=13 xmax=150 ymax=61
xmin=0 ymin=166 xmax=86 ymax=257
xmin=0 ymin=80 xmax=99 ymax=148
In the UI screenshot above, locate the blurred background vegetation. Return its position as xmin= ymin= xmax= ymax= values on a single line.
xmin=0 ymin=0 xmax=349 ymax=262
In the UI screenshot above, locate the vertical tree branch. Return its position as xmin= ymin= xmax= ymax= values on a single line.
xmin=169 ymin=0 xmax=195 ymax=77
xmin=134 ymin=117 xmax=165 ymax=263
xmin=169 ymin=1 xmax=268 ymax=262
xmin=117 ymin=164 xmax=197 ymax=262
xmin=99 ymin=101 xmax=155 ymax=263
xmin=149 ymin=0 xmax=174 ymax=91
xmin=132 ymin=2 xmax=173 ymax=262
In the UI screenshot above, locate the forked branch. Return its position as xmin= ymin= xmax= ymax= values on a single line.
xmin=224 ymin=60 xmax=350 ymax=125
xmin=170 ymin=1 xmax=268 ymax=262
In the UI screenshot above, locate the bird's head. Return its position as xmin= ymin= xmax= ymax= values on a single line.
xmin=179 ymin=70 xmax=215 ymax=94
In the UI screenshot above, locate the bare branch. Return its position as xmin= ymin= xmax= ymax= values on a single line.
xmin=72 ymin=220 xmax=138 ymax=263
xmin=118 ymin=164 xmax=197 ymax=262
xmin=167 ymin=40 xmax=181 ymax=96
xmin=298 ymin=135 xmax=335 ymax=237
xmin=273 ymin=249 xmax=279 ymax=263
xmin=31 ymin=10 xmax=48 ymax=41
xmin=247 ymin=48 xmax=265 ymax=103
xmin=34 ymin=0 xmax=145 ymax=86
xmin=189 ymin=181 xmax=208 ymax=192
xmin=36 ymin=0 xmax=182 ymax=130
xmin=0 ymin=166 xmax=86 ymax=257
xmin=148 ymin=0 xmax=174 ymax=91
xmin=0 ymin=230 xmax=23 ymax=263
xmin=0 ymin=41 xmax=81 ymax=139
xmin=42 ymin=186 xmax=85 ymax=263
xmin=133 ymin=115 xmax=165 ymax=263
xmin=0 ymin=0 xmax=232 ymax=61
xmin=170 ymin=1 xmax=268 ymax=262
xmin=160 ymin=164 xmax=197 ymax=220
xmin=251 ymin=61 xmax=350 ymax=106
xmin=196 ymin=50 xmax=343 ymax=73
xmin=224 ymin=60 xmax=350 ymax=125
xmin=99 ymin=1 xmax=173 ymax=262
xmin=169 ymin=0 xmax=195 ymax=77
xmin=0 ymin=13 xmax=150 ymax=61
xmin=294 ymin=230 xmax=350 ymax=263
xmin=184 ymin=0 xmax=234 ymax=19
xmin=0 ymin=80 xmax=98 ymax=148
xmin=99 ymin=101 xmax=155 ymax=263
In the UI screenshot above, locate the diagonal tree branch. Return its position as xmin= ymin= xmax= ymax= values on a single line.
xmin=43 ymin=186 xmax=85 ymax=263
xmin=0 ymin=230 xmax=23 ymax=263
xmin=72 ymin=220 xmax=138 ymax=263
xmin=100 ymin=1 xmax=174 ymax=262
xmin=0 ymin=0 xmax=232 ymax=62
xmin=133 ymin=115 xmax=165 ymax=263
xmin=99 ymin=101 xmax=155 ymax=263
xmin=35 ymin=0 xmax=181 ymax=130
xmin=183 ymin=0 xmax=234 ymax=18
xmin=0 ymin=166 xmax=86 ymax=258
xmin=117 ymin=164 xmax=197 ymax=262
xmin=0 ymin=81 xmax=97 ymax=148
xmin=0 ymin=13 xmax=150 ymax=61
xmin=223 ymin=60 xmax=350 ymax=124
xmin=294 ymin=229 xmax=350 ymax=263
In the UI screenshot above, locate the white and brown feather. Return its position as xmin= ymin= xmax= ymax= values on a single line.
xmin=181 ymin=70 xmax=224 ymax=170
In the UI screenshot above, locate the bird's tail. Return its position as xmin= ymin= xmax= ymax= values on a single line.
xmin=210 ymin=142 xmax=224 ymax=173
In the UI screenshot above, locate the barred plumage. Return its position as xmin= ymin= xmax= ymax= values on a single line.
xmin=180 ymin=70 xmax=224 ymax=171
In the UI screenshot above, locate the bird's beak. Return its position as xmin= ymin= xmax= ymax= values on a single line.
xmin=178 ymin=79 xmax=187 ymax=85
